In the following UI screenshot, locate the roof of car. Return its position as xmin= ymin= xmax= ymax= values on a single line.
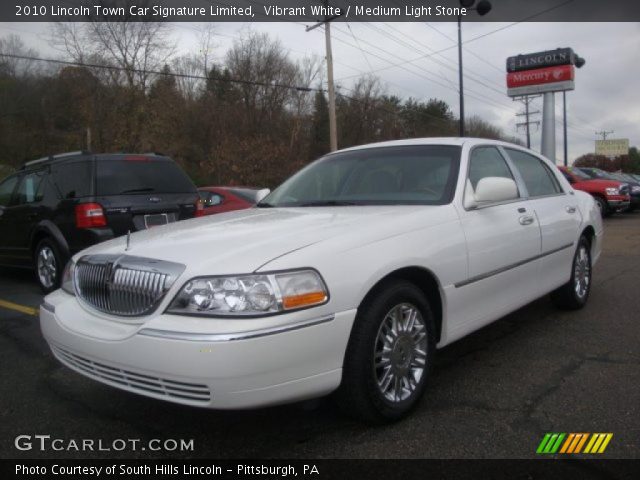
xmin=21 ymin=152 xmax=168 ymax=169
xmin=332 ymin=137 xmax=524 ymax=154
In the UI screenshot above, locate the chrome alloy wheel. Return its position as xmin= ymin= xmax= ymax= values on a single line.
xmin=373 ymin=303 xmax=428 ymax=403
xmin=574 ymin=244 xmax=591 ymax=299
xmin=37 ymin=245 xmax=57 ymax=289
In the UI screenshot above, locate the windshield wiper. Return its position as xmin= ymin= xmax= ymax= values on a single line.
xmin=256 ymin=202 xmax=274 ymax=208
xmin=298 ymin=200 xmax=358 ymax=207
xmin=119 ymin=187 xmax=155 ymax=194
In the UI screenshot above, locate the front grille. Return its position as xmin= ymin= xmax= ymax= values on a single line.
xmin=75 ymin=254 xmax=185 ymax=316
xmin=51 ymin=345 xmax=211 ymax=405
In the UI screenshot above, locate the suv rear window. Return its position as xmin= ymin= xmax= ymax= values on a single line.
xmin=96 ymin=158 xmax=196 ymax=196
xmin=52 ymin=161 xmax=93 ymax=199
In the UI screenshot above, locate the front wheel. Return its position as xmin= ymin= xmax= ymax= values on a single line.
xmin=550 ymin=236 xmax=592 ymax=310
xmin=337 ymin=280 xmax=436 ymax=423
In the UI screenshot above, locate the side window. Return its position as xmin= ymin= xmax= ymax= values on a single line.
xmin=467 ymin=146 xmax=516 ymax=190
xmin=51 ymin=161 xmax=92 ymax=199
xmin=0 ymin=175 xmax=19 ymax=207
xmin=14 ymin=171 xmax=46 ymax=205
xmin=505 ymin=149 xmax=562 ymax=197
xmin=209 ymin=193 xmax=224 ymax=206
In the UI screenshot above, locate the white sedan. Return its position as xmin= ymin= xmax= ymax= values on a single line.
xmin=40 ymin=138 xmax=602 ymax=422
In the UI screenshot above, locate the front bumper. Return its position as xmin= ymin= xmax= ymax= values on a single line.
xmin=40 ymin=291 xmax=356 ymax=409
xmin=606 ymin=196 xmax=630 ymax=211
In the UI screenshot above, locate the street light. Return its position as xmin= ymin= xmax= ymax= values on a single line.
xmin=458 ymin=0 xmax=492 ymax=137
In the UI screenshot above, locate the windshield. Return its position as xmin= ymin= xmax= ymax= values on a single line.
xmin=567 ymin=167 xmax=591 ymax=180
xmin=261 ymin=145 xmax=462 ymax=207
xmin=578 ymin=168 xmax=615 ymax=180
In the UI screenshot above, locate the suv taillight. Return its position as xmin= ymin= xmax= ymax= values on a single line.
xmin=195 ymin=198 xmax=205 ymax=217
xmin=75 ymin=203 xmax=107 ymax=228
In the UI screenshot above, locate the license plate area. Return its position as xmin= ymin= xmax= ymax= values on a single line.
xmin=144 ymin=213 xmax=169 ymax=229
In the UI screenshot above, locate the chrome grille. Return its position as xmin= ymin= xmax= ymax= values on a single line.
xmin=75 ymin=254 xmax=185 ymax=317
xmin=51 ymin=345 xmax=211 ymax=405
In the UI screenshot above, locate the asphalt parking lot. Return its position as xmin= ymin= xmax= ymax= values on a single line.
xmin=0 ymin=214 xmax=638 ymax=460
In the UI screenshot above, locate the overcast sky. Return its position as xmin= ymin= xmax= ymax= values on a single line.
xmin=1 ymin=20 xmax=639 ymax=164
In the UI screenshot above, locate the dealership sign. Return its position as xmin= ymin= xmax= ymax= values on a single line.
xmin=506 ymin=48 xmax=575 ymax=73
xmin=507 ymin=64 xmax=575 ymax=97
xmin=506 ymin=48 xmax=578 ymax=97
xmin=595 ymin=139 xmax=629 ymax=157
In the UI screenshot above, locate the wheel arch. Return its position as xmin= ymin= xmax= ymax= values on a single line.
xmin=30 ymin=220 xmax=70 ymax=261
xmin=358 ymin=266 xmax=444 ymax=343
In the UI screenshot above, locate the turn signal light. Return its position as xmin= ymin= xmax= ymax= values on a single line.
xmin=282 ymin=291 xmax=327 ymax=310
xmin=75 ymin=203 xmax=107 ymax=228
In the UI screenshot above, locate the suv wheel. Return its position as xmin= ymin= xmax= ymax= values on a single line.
xmin=337 ymin=280 xmax=435 ymax=423
xmin=550 ymin=236 xmax=592 ymax=310
xmin=34 ymin=238 xmax=63 ymax=293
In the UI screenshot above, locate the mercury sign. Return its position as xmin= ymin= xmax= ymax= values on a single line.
xmin=595 ymin=139 xmax=630 ymax=157
xmin=507 ymin=65 xmax=575 ymax=97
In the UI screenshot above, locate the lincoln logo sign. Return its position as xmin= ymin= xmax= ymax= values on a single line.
xmin=506 ymin=49 xmax=577 ymax=97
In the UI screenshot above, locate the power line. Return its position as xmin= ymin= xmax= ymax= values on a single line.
xmin=0 ymin=53 xmax=319 ymax=93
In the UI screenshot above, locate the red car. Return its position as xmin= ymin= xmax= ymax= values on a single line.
xmin=197 ymin=187 xmax=269 ymax=216
xmin=558 ymin=166 xmax=630 ymax=217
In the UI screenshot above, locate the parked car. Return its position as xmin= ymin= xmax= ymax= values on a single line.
xmin=41 ymin=138 xmax=602 ymax=422
xmin=557 ymin=166 xmax=630 ymax=217
xmin=577 ymin=167 xmax=639 ymax=212
xmin=198 ymin=186 xmax=269 ymax=216
xmin=0 ymin=152 xmax=201 ymax=292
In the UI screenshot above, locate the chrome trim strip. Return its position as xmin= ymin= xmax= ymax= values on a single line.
xmin=40 ymin=301 xmax=55 ymax=314
xmin=455 ymin=242 xmax=574 ymax=288
xmin=137 ymin=314 xmax=335 ymax=342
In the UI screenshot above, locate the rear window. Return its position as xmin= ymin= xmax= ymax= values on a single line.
xmin=96 ymin=158 xmax=196 ymax=196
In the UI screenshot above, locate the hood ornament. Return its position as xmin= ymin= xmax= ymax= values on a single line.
xmin=125 ymin=230 xmax=131 ymax=251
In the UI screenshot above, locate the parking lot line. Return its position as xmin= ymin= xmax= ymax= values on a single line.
xmin=0 ymin=299 xmax=38 ymax=317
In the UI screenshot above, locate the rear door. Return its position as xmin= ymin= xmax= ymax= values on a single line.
xmin=502 ymin=147 xmax=580 ymax=293
xmin=94 ymin=155 xmax=198 ymax=235
xmin=0 ymin=174 xmax=21 ymax=265
xmin=1 ymin=169 xmax=47 ymax=266
xmin=453 ymin=145 xmax=542 ymax=333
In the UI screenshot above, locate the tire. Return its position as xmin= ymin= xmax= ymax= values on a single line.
xmin=593 ymin=196 xmax=610 ymax=218
xmin=550 ymin=236 xmax=592 ymax=310
xmin=336 ymin=279 xmax=436 ymax=423
xmin=34 ymin=238 xmax=63 ymax=293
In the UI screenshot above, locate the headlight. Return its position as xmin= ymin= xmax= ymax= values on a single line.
xmin=61 ymin=259 xmax=76 ymax=295
xmin=605 ymin=187 xmax=619 ymax=196
xmin=166 ymin=269 xmax=329 ymax=317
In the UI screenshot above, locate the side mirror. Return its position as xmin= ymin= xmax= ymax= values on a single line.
xmin=467 ymin=177 xmax=518 ymax=209
xmin=255 ymin=188 xmax=270 ymax=204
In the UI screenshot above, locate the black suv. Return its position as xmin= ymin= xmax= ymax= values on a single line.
xmin=0 ymin=152 xmax=201 ymax=292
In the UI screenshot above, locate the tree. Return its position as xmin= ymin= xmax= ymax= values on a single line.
xmin=309 ymin=90 xmax=329 ymax=159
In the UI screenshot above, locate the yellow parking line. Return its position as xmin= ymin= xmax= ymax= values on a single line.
xmin=0 ymin=299 xmax=39 ymax=317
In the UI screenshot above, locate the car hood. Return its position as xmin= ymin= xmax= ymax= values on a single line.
xmin=77 ymin=205 xmax=453 ymax=275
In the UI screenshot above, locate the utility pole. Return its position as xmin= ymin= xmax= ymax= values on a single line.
xmin=595 ymin=130 xmax=614 ymax=140
xmin=514 ymin=95 xmax=540 ymax=149
xmin=306 ymin=1 xmax=341 ymax=152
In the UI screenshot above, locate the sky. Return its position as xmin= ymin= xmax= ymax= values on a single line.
xmin=1 ymin=20 xmax=639 ymax=164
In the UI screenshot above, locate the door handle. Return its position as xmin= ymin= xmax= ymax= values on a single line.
xmin=519 ymin=214 xmax=535 ymax=226
xmin=565 ymin=205 xmax=577 ymax=214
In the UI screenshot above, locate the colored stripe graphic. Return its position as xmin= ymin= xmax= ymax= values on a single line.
xmin=538 ymin=433 xmax=612 ymax=454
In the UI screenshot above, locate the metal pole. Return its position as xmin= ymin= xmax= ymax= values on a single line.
xmin=563 ymin=91 xmax=568 ymax=166
xmin=541 ymin=92 xmax=556 ymax=162
xmin=325 ymin=21 xmax=338 ymax=151
xmin=525 ymin=97 xmax=531 ymax=148
xmin=457 ymin=15 xmax=464 ymax=137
